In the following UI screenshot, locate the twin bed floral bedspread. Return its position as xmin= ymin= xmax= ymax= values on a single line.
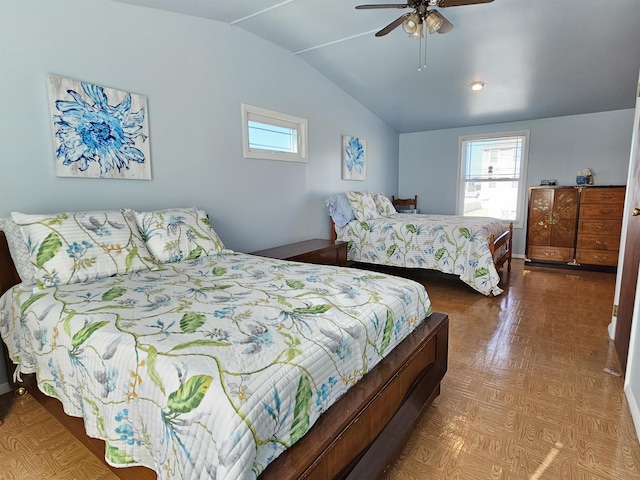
xmin=335 ymin=213 xmax=507 ymax=296
xmin=0 ymin=250 xmax=431 ymax=479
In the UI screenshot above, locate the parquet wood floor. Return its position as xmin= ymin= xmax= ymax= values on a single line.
xmin=0 ymin=259 xmax=638 ymax=479
xmin=383 ymin=260 xmax=640 ymax=480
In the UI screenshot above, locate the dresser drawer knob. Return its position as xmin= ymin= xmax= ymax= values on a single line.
xmin=597 ymin=224 xmax=612 ymax=230
xmin=599 ymin=209 xmax=613 ymax=215
xmin=544 ymin=251 xmax=557 ymax=256
xmin=600 ymin=194 xmax=614 ymax=199
xmin=595 ymin=240 xmax=610 ymax=246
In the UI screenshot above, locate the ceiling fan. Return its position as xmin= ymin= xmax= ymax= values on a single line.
xmin=356 ymin=0 xmax=494 ymax=38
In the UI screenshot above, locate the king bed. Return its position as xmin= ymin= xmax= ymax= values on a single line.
xmin=328 ymin=192 xmax=512 ymax=296
xmin=0 ymin=207 xmax=448 ymax=480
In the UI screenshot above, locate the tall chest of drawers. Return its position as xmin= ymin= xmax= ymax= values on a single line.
xmin=575 ymin=186 xmax=625 ymax=267
xmin=525 ymin=185 xmax=626 ymax=270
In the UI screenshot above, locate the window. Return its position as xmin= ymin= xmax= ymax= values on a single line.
xmin=241 ymin=103 xmax=308 ymax=163
xmin=457 ymin=131 xmax=529 ymax=228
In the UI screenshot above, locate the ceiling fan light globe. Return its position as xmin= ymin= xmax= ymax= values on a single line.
xmin=426 ymin=12 xmax=443 ymax=33
xmin=402 ymin=12 xmax=421 ymax=34
xmin=409 ymin=26 xmax=424 ymax=39
xmin=402 ymin=18 xmax=418 ymax=34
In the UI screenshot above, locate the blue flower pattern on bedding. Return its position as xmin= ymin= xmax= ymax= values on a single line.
xmin=0 ymin=251 xmax=430 ymax=479
xmin=335 ymin=213 xmax=506 ymax=296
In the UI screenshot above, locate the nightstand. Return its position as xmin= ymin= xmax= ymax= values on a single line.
xmin=250 ymin=239 xmax=348 ymax=267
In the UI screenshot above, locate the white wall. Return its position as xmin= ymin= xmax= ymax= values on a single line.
xmin=0 ymin=0 xmax=399 ymax=391
xmin=624 ymin=265 xmax=640 ymax=440
xmin=399 ymin=110 xmax=635 ymax=255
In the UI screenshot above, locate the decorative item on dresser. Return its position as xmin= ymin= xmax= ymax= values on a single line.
xmin=525 ymin=185 xmax=626 ymax=271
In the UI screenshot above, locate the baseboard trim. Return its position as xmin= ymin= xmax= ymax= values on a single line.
xmin=624 ymin=383 xmax=640 ymax=442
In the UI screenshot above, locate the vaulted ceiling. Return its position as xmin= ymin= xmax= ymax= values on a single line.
xmin=113 ymin=0 xmax=640 ymax=133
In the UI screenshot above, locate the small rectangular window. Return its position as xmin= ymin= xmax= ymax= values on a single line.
xmin=242 ymin=104 xmax=308 ymax=162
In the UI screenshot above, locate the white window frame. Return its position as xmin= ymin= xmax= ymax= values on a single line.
xmin=456 ymin=130 xmax=530 ymax=229
xmin=241 ymin=103 xmax=308 ymax=163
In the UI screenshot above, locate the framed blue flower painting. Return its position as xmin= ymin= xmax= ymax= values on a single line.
xmin=342 ymin=135 xmax=366 ymax=181
xmin=47 ymin=74 xmax=151 ymax=180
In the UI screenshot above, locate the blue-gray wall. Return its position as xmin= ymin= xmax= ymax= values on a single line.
xmin=399 ymin=109 xmax=635 ymax=255
xmin=0 ymin=0 xmax=399 ymax=391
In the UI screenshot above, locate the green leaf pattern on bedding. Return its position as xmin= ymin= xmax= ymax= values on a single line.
xmin=335 ymin=213 xmax=505 ymax=296
xmin=0 ymin=251 xmax=430 ymax=480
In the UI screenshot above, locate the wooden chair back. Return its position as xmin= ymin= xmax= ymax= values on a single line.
xmin=391 ymin=195 xmax=417 ymax=211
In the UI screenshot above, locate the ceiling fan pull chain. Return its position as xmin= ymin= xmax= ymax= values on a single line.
xmin=422 ymin=30 xmax=428 ymax=70
xmin=418 ymin=28 xmax=427 ymax=72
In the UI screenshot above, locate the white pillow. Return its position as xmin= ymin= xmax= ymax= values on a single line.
xmin=133 ymin=207 xmax=225 ymax=263
xmin=373 ymin=193 xmax=397 ymax=217
xmin=346 ymin=192 xmax=380 ymax=222
xmin=0 ymin=217 xmax=36 ymax=284
xmin=11 ymin=210 xmax=158 ymax=289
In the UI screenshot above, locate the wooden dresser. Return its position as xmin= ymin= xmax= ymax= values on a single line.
xmin=527 ymin=186 xmax=578 ymax=264
xmin=575 ymin=187 xmax=625 ymax=267
xmin=526 ymin=185 xmax=626 ymax=270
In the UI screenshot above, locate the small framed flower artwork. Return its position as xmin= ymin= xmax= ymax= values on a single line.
xmin=47 ymin=74 xmax=151 ymax=179
xmin=342 ymin=135 xmax=366 ymax=181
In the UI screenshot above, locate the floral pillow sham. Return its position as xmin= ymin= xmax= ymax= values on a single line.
xmin=133 ymin=207 xmax=225 ymax=263
xmin=373 ymin=193 xmax=397 ymax=217
xmin=346 ymin=191 xmax=380 ymax=222
xmin=11 ymin=210 xmax=158 ymax=289
xmin=0 ymin=217 xmax=36 ymax=284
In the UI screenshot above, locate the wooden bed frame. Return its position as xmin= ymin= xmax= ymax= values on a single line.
xmin=0 ymin=230 xmax=449 ymax=480
xmin=331 ymin=219 xmax=514 ymax=275
xmin=490 ymin=221 xmax=514 ymax=273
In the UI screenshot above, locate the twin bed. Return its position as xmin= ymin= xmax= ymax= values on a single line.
xmin=328 ymin=192 xmax=513 ymax=296
xmin=0 ymin=207 xmax=448 ymax=480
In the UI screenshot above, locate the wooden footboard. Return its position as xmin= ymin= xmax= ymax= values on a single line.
xmin=263 ymin=312 xmax=448 ymax=480
xmin=489 ymin=221 xmax=513 ymax=272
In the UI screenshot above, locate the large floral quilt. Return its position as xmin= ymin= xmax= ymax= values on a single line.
xmin=0 ymin=251 xmax=431 ymax=479
xmin=335 ymin=214 xmax=507 ymax=296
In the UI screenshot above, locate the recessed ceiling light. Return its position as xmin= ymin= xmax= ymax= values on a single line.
xmin=470 ymin=81 xmax=486 ymax=92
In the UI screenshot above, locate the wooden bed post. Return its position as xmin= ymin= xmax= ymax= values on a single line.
xmin=489 ymin=222 xmax=513 ymax=273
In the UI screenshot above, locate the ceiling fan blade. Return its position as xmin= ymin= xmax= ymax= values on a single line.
xmin=356 ymin=4 xmax=409 ymax=9
xmin=375 ymin=12 xmax=410 ymax=36
xmin=436 ymin=0 xmax=493 ymax=7
xmin=432 ymin=10 xmax=453 ymax=33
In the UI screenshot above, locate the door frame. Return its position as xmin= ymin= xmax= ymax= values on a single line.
xmin=617 ymin=71 xmax=640 ymax=438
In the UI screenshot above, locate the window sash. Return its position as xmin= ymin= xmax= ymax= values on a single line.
xmin=241 ymin=104 xmax=308 ymax=162
xmin=458 ymin=131 xmax=529 ymax=227
xmin=247 ymin=120 xmax=298 ymax=154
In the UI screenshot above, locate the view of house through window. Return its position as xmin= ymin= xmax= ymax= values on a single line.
xmin=458 ymin=131 xmax=529 ymax=227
